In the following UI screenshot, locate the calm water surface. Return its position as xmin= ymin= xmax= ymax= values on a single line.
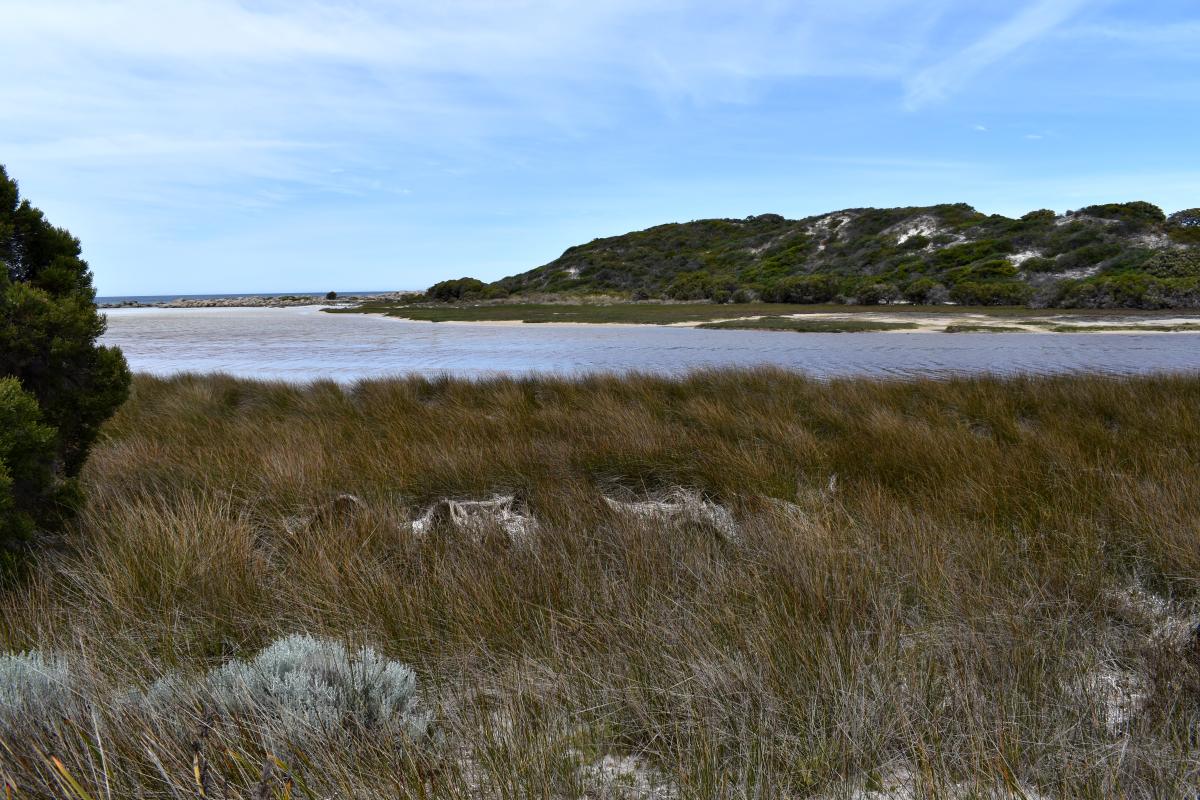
xmin=101 ymin=306 xmax=1200 ymax=381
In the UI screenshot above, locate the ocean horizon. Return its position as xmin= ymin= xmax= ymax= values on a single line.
xmin=96 ymin=290 xmax=400 ymax=304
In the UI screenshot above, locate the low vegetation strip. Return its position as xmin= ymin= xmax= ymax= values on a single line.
xmin=329 ymin=300 xmax=841 ymax=324
xmin=2 ymin=370 xmax=1200 ymax=797
xmin=697 ymin=316 xmax=919 ymax=332
xmin=333 ymin=299 xmax=1200 ymax=330
xmin=1049 ymin=322 xmax=1200 ymax=333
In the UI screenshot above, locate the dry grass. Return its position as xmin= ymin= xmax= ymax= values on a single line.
xmin=2 ymin=369 xmax=1200 ymax=798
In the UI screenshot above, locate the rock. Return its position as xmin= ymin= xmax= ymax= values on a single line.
xmin=603 ymin=488 xmax=739 ymax=543
xmin=409 ymin=495 xmax=539 ymax=546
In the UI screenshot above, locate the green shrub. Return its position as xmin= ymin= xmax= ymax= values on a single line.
xmin=1020 ymin=209 xmax=1056 ymax=223
xmin=1020 ymin=256 xmax=1059 ymax=273
xmin=665 ymin=271 xmax=738 ymax=302
xmin=1054 ymin=273 xmax=1200 ymax=309
xmin=761 ymin=274 xmax=839 ymax=304
xmin=1056 ymin=242 xmax=1122 ymax=271
xmin=1167 ymin=208 xmax=1200 ymax=244
xmin=0 ymin=165 xmax=130 ymax=558
xmin=902 ymin=278 xmax=948 ymax=304
xmin=854 ymin=282 xmax=901 ymax=305
xmin=931 ymin=239 xmax=1013 ymax=270
xmin=426 ymin=277 xmax=488 ymax=302
xmin=948 ymin=281 xmax=1032 ymax=306
xmin=1078 ymin=201 xmax=1166 ymax=227
xmin=946 ymin=259 xmax=1018 ymax=283
xmin=1143 ymin=250 xmax=1200 ymax=279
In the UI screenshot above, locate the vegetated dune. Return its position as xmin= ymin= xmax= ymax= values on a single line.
xmin=2 ymin=369 xmax=1199 ymax=797
xmin=490 ymin=202 xmax=1200 ymax=309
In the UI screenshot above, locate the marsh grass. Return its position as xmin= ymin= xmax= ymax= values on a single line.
xmin=2 ymin=370 xmax=1199 ymax=797
xmin=697 ymin=317 xmax=918 ymax=332
xmin=1049 ymin=323 xmax=1200 ymax=333
xmin=331 ymin=300 xmax=1200 ymax=326
xmin=942 ymin=324 xmax=1029 ymax=333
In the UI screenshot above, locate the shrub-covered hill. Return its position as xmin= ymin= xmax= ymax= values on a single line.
xmin=491 ymin=202 xmax=1200 ymax=308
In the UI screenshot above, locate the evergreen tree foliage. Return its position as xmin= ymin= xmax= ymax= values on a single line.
xmin=0 ymin=165 xmax=130 ymax=554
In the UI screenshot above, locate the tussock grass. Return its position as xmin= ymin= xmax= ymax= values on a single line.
xmin=2 ymin=369 xmax=1200 ymax=797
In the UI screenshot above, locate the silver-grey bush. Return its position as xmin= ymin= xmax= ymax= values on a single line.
xmin=170 ymin=634 xmax=431 ymax=747
xmin=0 ymin=651 xmax=78 ymax=730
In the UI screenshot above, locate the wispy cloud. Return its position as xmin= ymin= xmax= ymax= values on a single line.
xmin=903 ymin=0 xmax=1092 ymax=109
xmin=1070 ymin=20 xmax=1200 ymax=49
xmin=0 ymin=1 xmax=947 ymax=195
xmin=0 ymin=1 xmax=1191 ymax=294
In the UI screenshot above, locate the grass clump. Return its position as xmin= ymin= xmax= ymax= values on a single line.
xmin=943 ymin=323 xmax=1028 ymax=333
xmin=1 ymin=370 xmax=1200 ymax=796
xmin=698 ymin=316 xmax=918 ymax=332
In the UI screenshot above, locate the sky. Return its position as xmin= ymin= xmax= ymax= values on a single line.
xmin=1 ymin=1 xmax=1197 ymax=295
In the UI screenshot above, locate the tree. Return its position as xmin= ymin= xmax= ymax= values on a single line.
xmin=0 ymin=379 xmax=57 ymax=556
xmin=0 ymin=165 xmax=130 ymax=556
xmin=425 ymin=277 xmax=487 ymax=302
xmin=761 ymin=275 xmax=839 ymax=304
xmin=325 ymin=290 xmax=338 ymax=300
xmin=1167 ymin=209 xmax=1200 ymax=244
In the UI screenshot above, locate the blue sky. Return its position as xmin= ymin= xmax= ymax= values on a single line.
xmin=1 ymin=0 xmax=1197 ymax=295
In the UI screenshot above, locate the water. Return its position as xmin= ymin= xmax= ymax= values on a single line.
xmin=100 ymin=306 xmax=1200 ymax=381
xmin=96 ymin=291 xmax=391 ymax=306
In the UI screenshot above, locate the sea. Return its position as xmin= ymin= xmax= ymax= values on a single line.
xmin=96 ymin=291 xmax=392 ymax=305
xmin=99 ymin=305 xmax=1200 ymax=382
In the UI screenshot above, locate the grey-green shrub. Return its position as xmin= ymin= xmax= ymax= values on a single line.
xmin=160 ymin=634 xmax=431 ymax=747
xmin=0 ymin=650 xmax=77 ymax=730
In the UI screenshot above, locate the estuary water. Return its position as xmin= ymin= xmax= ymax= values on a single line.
xmin=100 ymin=306 xmax=1200 ymax=381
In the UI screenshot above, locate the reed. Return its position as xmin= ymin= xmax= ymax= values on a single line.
xmin=1 ymin=369 xmax=1198 ymax=797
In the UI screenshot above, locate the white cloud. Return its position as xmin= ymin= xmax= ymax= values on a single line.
xmin=903 ymin=0 xmax=1092 ymax=109
xmin=0 ymin=0 xmax=960 ymax=210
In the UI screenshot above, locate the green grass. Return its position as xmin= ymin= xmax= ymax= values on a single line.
xmin=2 ymin=370 xmax=1200 ymax=797
xmin=1050 ymin=323 xmax=1200 ymax=333
xmin=698 ymin=316 xmax=919 ymax=332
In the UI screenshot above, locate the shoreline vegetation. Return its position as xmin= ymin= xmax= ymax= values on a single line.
xmin=2 ymin=369 xmax=1200 ymax=797
xmin=330 ymin=298 xmax=1200 ymax=333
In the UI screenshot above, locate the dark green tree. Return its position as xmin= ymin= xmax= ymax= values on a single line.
xmin=0 ymin=165 xmax=130 ymax=554
xmin=0 ymin=378 xmax=57 ymax=553
xmin=425 ymin=277 xmax=488 ymax=302
xmin=1167 ymin=209 xmax=1200 ymax=244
